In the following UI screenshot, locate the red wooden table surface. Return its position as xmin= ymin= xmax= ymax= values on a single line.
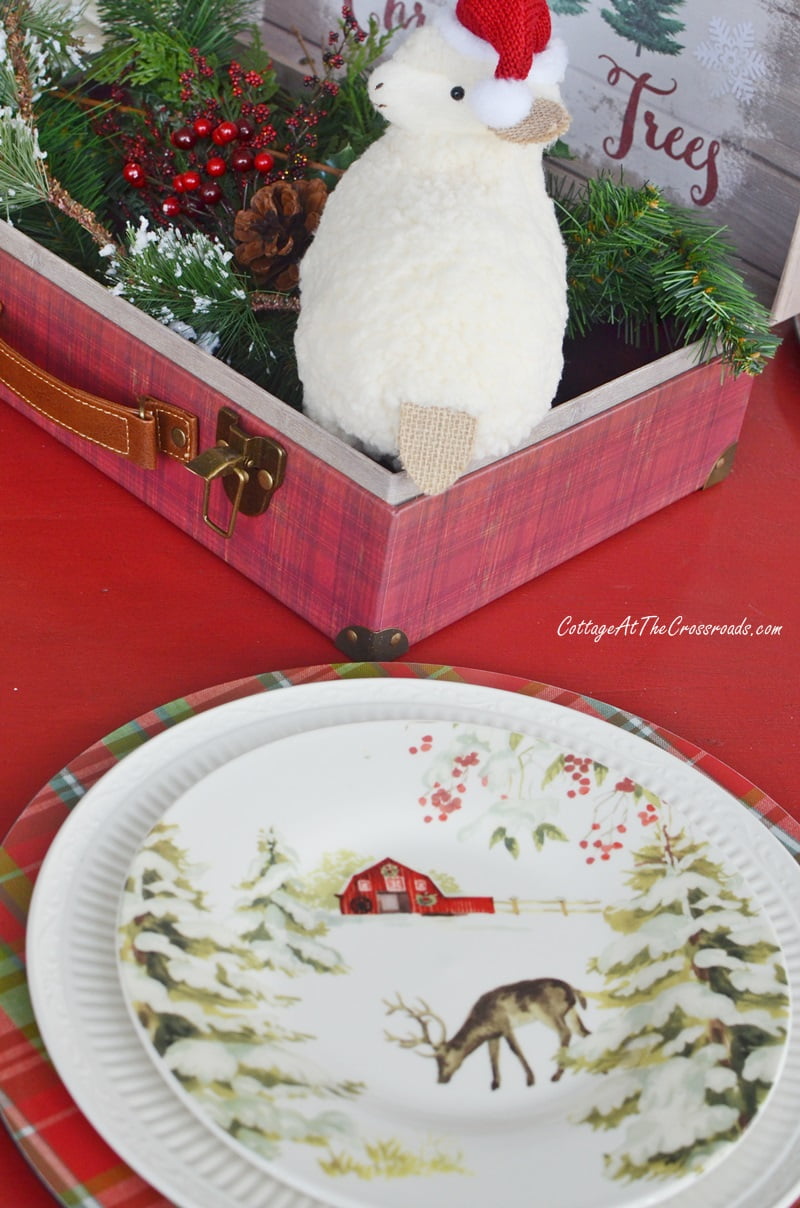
xmin=1 ymin=325 xmax=799 ymax=1205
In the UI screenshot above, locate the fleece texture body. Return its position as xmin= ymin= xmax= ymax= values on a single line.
xmin=295 ymin=26 xmax=568 ymax=466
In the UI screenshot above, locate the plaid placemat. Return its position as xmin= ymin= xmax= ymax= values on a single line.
xmin=2 ymin=662 xmax=798 ymax=1207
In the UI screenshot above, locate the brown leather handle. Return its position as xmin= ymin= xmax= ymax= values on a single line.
xmin=0 ymin=305 xmax=198 ymax=468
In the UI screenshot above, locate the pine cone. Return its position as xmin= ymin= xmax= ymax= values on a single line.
xmin=233 ymin=179 xmax=328 ymax=290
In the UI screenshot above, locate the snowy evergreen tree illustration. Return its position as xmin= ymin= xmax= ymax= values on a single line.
xmin=233 ymin=827 xmax=346 ymax=976
xmin=601 ymin=0 xmax=686 ymax=57
xmin=566 ymin=819 xmax=788 ymax=1181
xmin=550 ymin=0 xmax=591 ymax=15
xmin=119 ymin=821 xmax=269 ymax=1049
xmin=118 ymin=822 xmax=360 ymax=1162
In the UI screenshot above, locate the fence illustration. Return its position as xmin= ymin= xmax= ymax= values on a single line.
xmin=497 ymin=898 xmax=604 ymax=917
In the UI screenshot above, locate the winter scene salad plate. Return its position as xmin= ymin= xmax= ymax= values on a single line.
xmin=27 ymin=678 xmax=800 ymax=1208
xmin=116 ymin=710 xmax=794 ymax=1208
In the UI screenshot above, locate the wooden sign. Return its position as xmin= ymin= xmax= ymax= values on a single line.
xmin=549 ymin=0 xmax=800 ymax=311
xmin=259 ymin=1 xmax=799 ymax=311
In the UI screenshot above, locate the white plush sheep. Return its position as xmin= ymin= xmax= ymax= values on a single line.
xmin=294 ymin=3 xmax=570 ymax=495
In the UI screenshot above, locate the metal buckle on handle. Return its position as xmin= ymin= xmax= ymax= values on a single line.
xmin=186 ymin=407 xmax=286 ymax=539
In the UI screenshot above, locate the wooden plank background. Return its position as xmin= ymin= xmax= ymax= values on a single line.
xmin=259 ymin=0 xmax=800 ymax=315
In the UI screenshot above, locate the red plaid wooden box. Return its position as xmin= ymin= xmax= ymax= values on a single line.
xmin=0 ymin=219 xmax=792 ymax=656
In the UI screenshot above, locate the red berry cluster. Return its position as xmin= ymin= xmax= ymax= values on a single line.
xmin=285 ymin=5 xmax=371 ymax=164
xmin=340 ymin=4 xmax=368 ymax=42
xmin=178 ymin=47 xmax=215 ymax=102
xmin=579 ymin=822 xmax=627 ymax=864
xmin=121 ymin=115 xmax=278 ymax=223
xmin=575 ymin=769 xmax=664 ymax=866
xmin=115 ymin=46 xmax=284 ymax=230
xmin=228 ymin=60 xmax=266 ymax=98
xmin=562 ymin=753 xmax=597 ymax=799
xmin=286 ymin=91 xmax=332 ymax=159
xmin=409 ymin=735 xmax=482 ymax=824
xmin=420 ymin=782 xmax=464 ymax=823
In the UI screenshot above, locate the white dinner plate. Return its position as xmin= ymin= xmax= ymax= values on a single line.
xmin=27 ymin=679 xmax=800 ymax=1208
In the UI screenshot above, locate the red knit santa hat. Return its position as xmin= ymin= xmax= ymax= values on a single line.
xmin=439 ymin=0 xmax=565 ymax=129
xmin=457 ymin=0 xmax=551 ymax=81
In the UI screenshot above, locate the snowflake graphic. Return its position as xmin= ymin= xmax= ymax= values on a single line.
xmin=693 ymin=19 xmax=768 ymax=105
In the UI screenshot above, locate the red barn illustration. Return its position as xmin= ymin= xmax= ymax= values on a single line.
xmin=337 ymin=858 xmax=495 ymax=917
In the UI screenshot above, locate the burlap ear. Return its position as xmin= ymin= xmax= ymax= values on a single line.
xmin=398 ymin=403 xmax=478 ymax=496
xmin=492 ymin=98 xmax=571 ymax=145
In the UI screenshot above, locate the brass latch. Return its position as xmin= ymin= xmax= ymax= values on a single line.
xmin=186 ymin=407 xmax=286 ymax=538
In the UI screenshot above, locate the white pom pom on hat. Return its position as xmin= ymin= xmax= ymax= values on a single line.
xmin=469 ymin=77 xmax=533 ymax=128
xmin=438 ymin=0 xmax=564 ymax=128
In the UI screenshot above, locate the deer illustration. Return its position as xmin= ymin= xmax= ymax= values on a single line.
xmin=384 ymin=979 xmax=589 ymax=1090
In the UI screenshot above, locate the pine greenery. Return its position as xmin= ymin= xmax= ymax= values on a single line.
xmin=96 ymin=0 xmax=254 ymax=53
xmin=108 ymin=221 xmax=302 ymax=401
xmin=9 ymin=198 xmax=104 ymax=269
xmin=1 ymin=0 xmax=82 ymax=105
xmin=554 ymin=176 xmax=780 ymax=376
xmin=35 ymin=91 xmax=108 ymax=213
xmin=6 ymin=0 xmax=79 ymax=62
xmin=92 ymin=0 xmax=256 ymax=104
xmin=1 ymin=0 xmax=116 ymax=243
xmin=0 ymin=110 xmax=49 ymax=210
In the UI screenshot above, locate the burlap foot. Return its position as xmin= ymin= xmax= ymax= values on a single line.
xmin=492 ymin=99 xmax=571 ymax=146
xmin=398 ymin=403 xmax=478 ymax=496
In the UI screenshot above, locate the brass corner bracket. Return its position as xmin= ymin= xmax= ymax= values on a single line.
xmin=335 ymin=625 xmax=410 ymax=660
xmin=702 ymin=443 xmax=738 ymax=490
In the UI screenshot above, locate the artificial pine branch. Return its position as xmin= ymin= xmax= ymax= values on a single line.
xmin=0 ymin=111 xmax=50 ymax=207
xmin=3 ymin=0 xmax=85 ymax=76
xmin=553 ymin=175 xmax=779 ymax=375
xmin=107 ymin=222 xmax=303 ymax=399
xmin=1 ymin=0 xmax=117 ymax=247
xmin=89 ymin=30 xmax=199 ymax=106
xmin=47 ymin=178 xmax=116 ymax=247
xmin=108 ymin=221 xmax=304 ymax=402
xmin=36 ymin=91 xmax=110 ymax=215
xmin=96 ymin=0 xmax=254 ymax=56
xmin=2 ymin=1 xmax=31 ymax=116
xmin=93 ymin=0 xmax=256 ymax=94
xmin=13 ymin=199 xmax=106 ymax=272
